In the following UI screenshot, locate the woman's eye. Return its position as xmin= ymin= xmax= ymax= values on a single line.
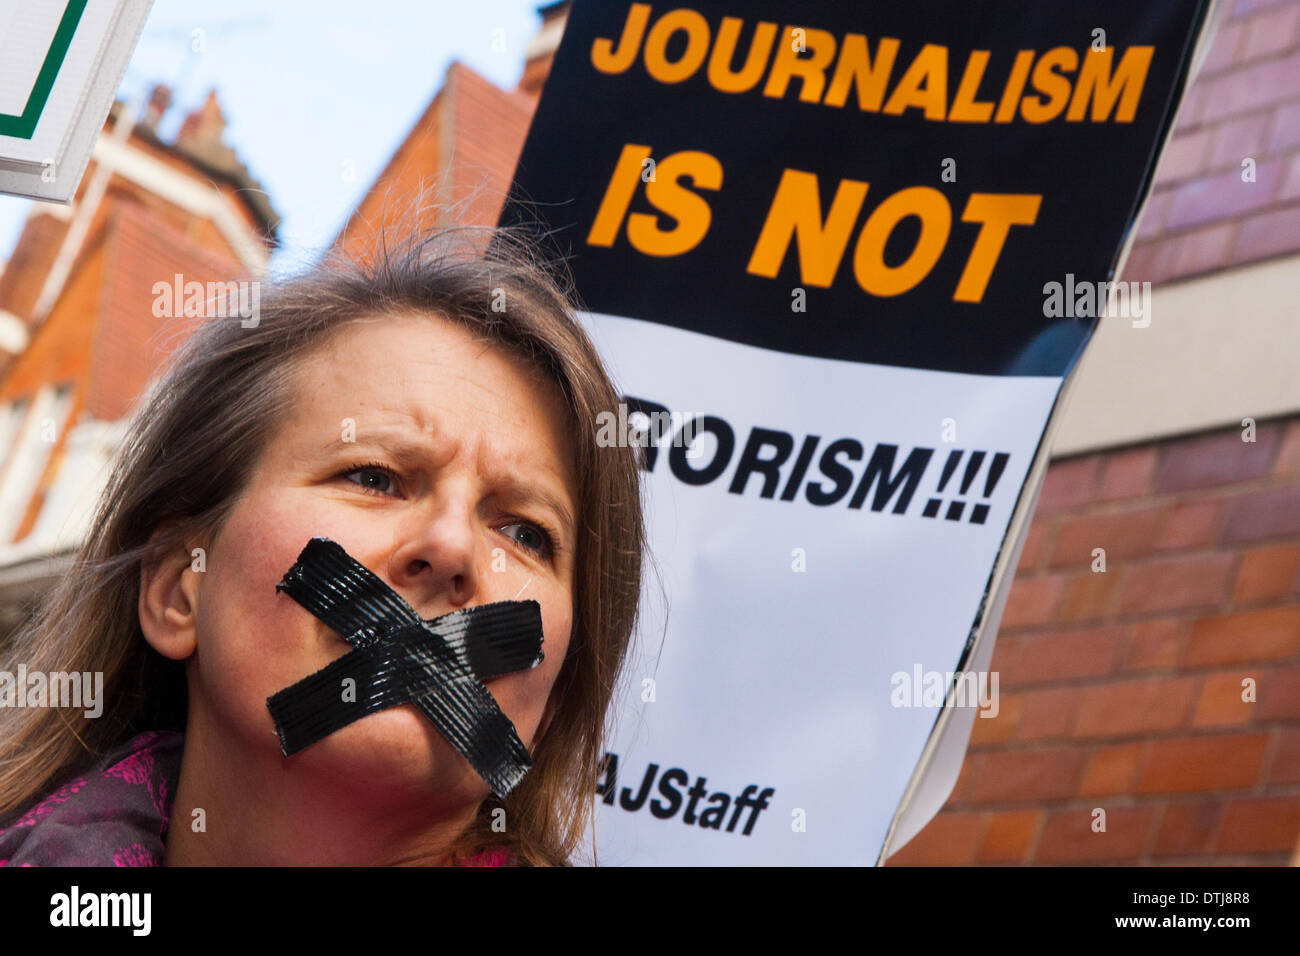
xmin=341 ymin=464 xmax=398 ymax=497
xmin=500 ymin=522 xmax=553 ymax=559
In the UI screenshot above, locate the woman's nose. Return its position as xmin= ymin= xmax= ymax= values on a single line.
xmin=385 ymin=483 xmax=480 ymax=611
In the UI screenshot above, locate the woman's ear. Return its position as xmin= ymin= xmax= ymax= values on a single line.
xmin=138 ymin=527 xmax=203 ymax=661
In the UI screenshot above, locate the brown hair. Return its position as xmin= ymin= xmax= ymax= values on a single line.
xmin=0 ymin=215 xmax=646 ymax=866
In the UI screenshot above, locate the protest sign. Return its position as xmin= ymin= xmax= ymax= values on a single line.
xmin=501 ymin=0 xmax=1214 ymax=863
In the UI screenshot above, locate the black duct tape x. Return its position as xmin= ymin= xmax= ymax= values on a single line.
xmin=266 ymin=537 xmax=545 ymax=798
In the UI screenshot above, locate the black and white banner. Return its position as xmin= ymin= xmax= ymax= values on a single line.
xmin=501 ymin=0 xmax=1213 ymax=864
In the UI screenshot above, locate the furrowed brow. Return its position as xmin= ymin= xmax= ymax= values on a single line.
xmin=322 ymin=431 xmax=437 ymax=466
xmin=322 ymin=431 xmax=576 ymax=541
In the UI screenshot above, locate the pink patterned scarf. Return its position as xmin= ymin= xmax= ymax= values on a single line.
xmin=0 ymin=731 xmax=509 ymax=866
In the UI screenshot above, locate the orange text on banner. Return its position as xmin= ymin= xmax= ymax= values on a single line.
xmin=587 ymin=146 xmax=1042 ymax=304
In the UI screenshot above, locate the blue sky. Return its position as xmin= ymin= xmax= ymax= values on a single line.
xmin=0 ymin=0 xmax=549 ymax=274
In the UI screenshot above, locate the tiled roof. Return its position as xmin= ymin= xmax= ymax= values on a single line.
xmin=332 ymin=61 xmax=536 ymax=255
xmin=88 ymin=200 xmax=248 ymax=423
xmin=444 ymin=63 xmax=538 ymax=228
xmin=117 ymin=98 xmax=282 ymax=242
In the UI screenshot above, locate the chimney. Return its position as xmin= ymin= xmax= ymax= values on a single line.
xmin=518 ymin=1 xmax=570 ymax=99
xmin=142 ymin=83 xmax=172 ymax=129
xmin=177 ymin=89 xmax=228 ymax=147
xmin=174 ymin=88 xmax=240 ymax=171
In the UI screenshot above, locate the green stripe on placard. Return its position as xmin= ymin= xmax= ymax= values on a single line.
xmin=0 ymin=0 xmax=90 ymax=140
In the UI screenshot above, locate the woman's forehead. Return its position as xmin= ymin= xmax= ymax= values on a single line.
xmin=283 ymin=315 xmax=579 ymax=485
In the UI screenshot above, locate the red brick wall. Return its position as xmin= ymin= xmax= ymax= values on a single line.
xmin=0 ymin=213 xmax=69 ymax=322
xmin=1126 ymin=0 xmax=1300 ymax=283
xmin=889 ymin=416 xmax=1300 ymax=864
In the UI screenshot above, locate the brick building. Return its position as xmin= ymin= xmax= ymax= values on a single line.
xmin=886 ymin=0 xmax=1300 ymax=866
xmin=0 ymin=87 xmax=278 ymax=637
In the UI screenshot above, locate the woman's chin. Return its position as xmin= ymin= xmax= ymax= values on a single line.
xmin=273 ymin=706 xmax=486 ymax=805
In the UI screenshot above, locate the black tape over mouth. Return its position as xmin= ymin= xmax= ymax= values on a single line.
xmin=266 ymin=537 xmax=544 ymax=798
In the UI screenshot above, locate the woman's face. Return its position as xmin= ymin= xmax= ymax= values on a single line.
xmin=183 ymin=313 xmax=578 ymax=814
